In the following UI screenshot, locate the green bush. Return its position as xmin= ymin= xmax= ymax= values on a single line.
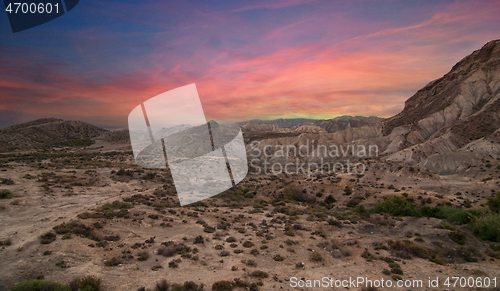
xmin=471 ymin=213 xmax=500 ymax=242
xmin=0 ymin=189 xmax=12 ymax=199
xmin=324 ymin=195 xmax=336 ymax=204
xmin=487 ymin=193 xmax=500 ymax=213
xmin=12 ymin=280 xmax=70 ymax=291
xmin=448 ymin=230 xmax=466 ymax=245
xmin=420 ymin=206 xmax=482 ymax=224
xmin=372 ymin=196 xmax=419 ymax=217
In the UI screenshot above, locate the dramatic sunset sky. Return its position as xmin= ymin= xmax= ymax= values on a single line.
xmin=1 ymin=0 xmax=499 ymax=129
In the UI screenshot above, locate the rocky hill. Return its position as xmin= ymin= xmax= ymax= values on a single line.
xmin=249 ymin=39 xmax=500 ymax=175
xmin=0 ymin=118 xmax=107 ymax=151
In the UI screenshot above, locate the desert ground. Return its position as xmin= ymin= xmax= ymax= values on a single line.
xmin=1 ymin=139 xmax=499 ymax=291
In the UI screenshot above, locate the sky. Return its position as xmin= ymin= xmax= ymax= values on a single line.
xmin=0 ymin=0 xmax=499 ymax=129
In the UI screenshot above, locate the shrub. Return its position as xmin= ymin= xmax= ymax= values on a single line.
xmin=324 ymin=195 xmax=336 ymax=204
xmin=40 ymin=231 xmax=56 ymax=244
xmin=283 ymin=184 xmax=307 ymax=202
xmin=273 ymin=255 xmax=284 ymax=261
xmin=487 ymin=193 xmax=500 ymax=213
xmin=388 ymin=240 xmax=430 ymax=259
xmin=0 ymin=238 xmax=12 ymax=246
xmin=223 ymin=237 xmax=235 ymax=243
xmin=0 ymin=189 xmax=13 ymax=199
xmin=420 ymin=206 xmax=481 ymax=224
xmin=242 ymin=241 xmax=254 ymax=248
xmin=249 ymin=270 xmax=269 ymax=278
xmin=310 ymin=252 xmax=323 ymax=262
xmin=471 ymin=213 xmax=500 ymax=242
xmin=346 ymin=197 xmax=362 ymax=208
xmin=373 ymin=196 xmax=419 ymax=217
xmin=327 ymin=218 xmax=342 ymax=227
xmin=203 ymin=226 xmax=215 ymax=233
xmin=242 ymin=259 xmax=257 ymax=266
xmin=69 ymin=276 xmax=101 ymax=291
xmin=104 ymin=257 xmax=121 ymax=266
xmin=171 ymin=281 xmax=202 ymax=291
xmin=155 ymin=279 xmax=170 ymax=291
xmin=448 ymin=230 xmax=466 ymax=245
xmin=137 ymin=251 xmax=149 ymax=261
xmin=353 ymin=205 xmax=369 ymax=217
xmin=0 ymin=178 xmax=14 ymax=185
xmin=157 ymin=243 xmax=189 ymax=257
xmin=12 ymin=280 xmax=70 ymax=291
xmin=53 ymin=221 xmax=92 ymax=237
xmin=212 ymin=281 xmax=233 ymax=291
xmin=194 ymin=235 xmax=204 ymax=244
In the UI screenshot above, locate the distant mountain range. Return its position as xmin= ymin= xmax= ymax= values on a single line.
xmin=0 ymin=116 xmax=382 ymax=152
xmin=1 ymin=39 xmax=499 ymax=176
xmin=240 ymin=116 xmax=383 ymax=133
xmin=238 ymin=118 xmax=318 ymax=128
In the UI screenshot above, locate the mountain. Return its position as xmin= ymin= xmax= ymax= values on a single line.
xmin=238 ymin=118 xmax=318 ymax=128
xmin=249 ymin=39 xmax=500 ymax=175
xmin=317 ymin=116 xmax=383 ymax=132
xmin=0 ymin=118 xmax=107 ymax=151
xmin=241 ymin=116 xmax=382 ymax=134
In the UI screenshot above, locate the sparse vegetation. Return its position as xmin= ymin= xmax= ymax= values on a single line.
xmin=68 ymin=276 xmax=102 ymax=291
xmin=448 ymin=229 xmax=466 ymax=245
xmin=372 ymin=196 xmax=419 ymax=217
xmin=471 ymin=213 xmax=500 ymax=242
xmin=212 ymin=280 xmax=233 ymax=291
xmin=249 ymin=270 xmax=269 ymax=278
xmin=40 ymin=231 xmax=56 ymax=244
xmin=0 ymin=189 xmax=12 ymax=199
xmin=283 ymin=184 xmax=307 ymax=202
xmin=12 ymin=280 xmax=70 ymax=291
xmin=104 ymin=257 xmax=122 ymax=266
xmin=137 ymin=251 xmax=150 ymax=261
xmin=310 ymin=251 xmax=323 ymax=262
xmin=487 ymin=192 xmax=500 ymax=213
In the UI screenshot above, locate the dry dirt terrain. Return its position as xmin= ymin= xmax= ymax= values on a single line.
xmin=0 ymin=144 xmax=500 ymax=291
